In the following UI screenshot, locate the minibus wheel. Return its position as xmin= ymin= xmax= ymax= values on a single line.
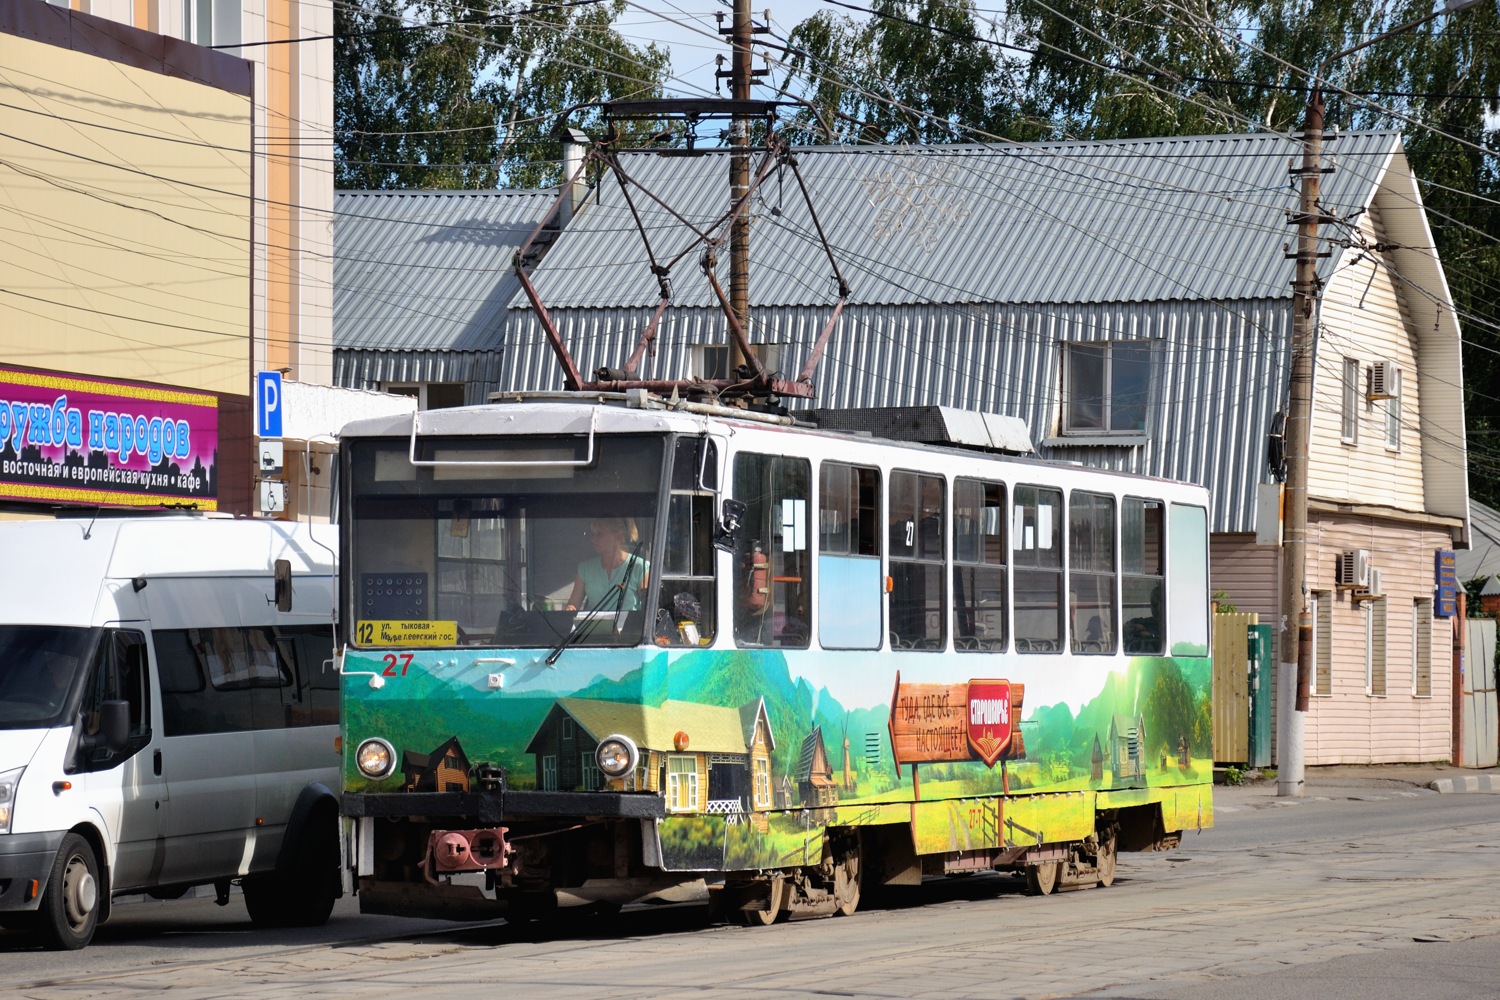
xmin=37 ymin=834 xmax=101 ymax=950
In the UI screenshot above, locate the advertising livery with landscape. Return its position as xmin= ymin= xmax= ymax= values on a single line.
xmin=338 ymin=394 xmax=1213 ymax=923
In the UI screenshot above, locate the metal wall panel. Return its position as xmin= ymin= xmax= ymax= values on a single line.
xmin=335 ymin=349 xmax=504 ymax=404
xmin=499 ymin=297 xmax=1292 ymax=534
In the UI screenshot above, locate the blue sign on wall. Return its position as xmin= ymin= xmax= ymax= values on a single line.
xmin=1435 ymin=549 xmax=1458 ymax=618
xmin=256 ymin=370 xmax=283 ymax=439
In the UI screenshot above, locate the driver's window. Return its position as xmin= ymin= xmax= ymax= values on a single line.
xmin=78 ymin=630 xmax=150 ymax=771
xmin=655 ymin=437 xmax=717 ymax=647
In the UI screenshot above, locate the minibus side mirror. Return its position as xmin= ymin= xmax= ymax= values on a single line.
xmin=274 ymin=558 xmax=293 ymax=612
xmin=94 ymin=699 xmax=130 ymax=756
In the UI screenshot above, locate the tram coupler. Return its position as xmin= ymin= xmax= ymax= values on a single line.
xmin=420 ymin=827 xmax=514 ymax=885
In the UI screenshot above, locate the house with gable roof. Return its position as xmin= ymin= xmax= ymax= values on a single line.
xmin=525 ymin=696 xmax=775 ymax=821
xmin=341 ymin=131 xmax=1469 ymax=767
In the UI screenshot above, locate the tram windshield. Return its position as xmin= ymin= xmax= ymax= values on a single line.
xmin=345 ymin=433 xmax=664 ymax=648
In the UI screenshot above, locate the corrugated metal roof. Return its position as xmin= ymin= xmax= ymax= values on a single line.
xmin=518 ymin=132 xmax=1400 ymax=310
xmin=334 ymin=189 xmax=558 ymax=351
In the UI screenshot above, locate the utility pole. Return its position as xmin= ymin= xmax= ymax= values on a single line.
xmin=1278 ymin=91 xmax=1323 ymax=798
xmin=727 ymin=0 xmax=752 ymax=371
xmin=1276 ymin=0 xmax=1479 ymax=797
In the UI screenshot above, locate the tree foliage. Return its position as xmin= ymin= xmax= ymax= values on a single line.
xmin=777 ymin=0 xmax=1500 ymax=505
xmin=334 ymin=0 xmax=670 ymax=189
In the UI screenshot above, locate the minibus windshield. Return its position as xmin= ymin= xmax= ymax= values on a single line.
xmin=0 ymin=626 xmax=99 ymax=729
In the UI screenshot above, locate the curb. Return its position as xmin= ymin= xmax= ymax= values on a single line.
xmin=1429 ymin=774 xmax=1500 ymax=793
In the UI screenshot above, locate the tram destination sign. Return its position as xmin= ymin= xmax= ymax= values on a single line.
xmin=888 ymin=673 xmax=1025 ymax=774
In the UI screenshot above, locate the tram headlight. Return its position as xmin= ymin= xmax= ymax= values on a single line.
xmin=356 ymin=738 xmax=397 ymax=779
xmin=595 ymin=734 xmax=639 ymax=781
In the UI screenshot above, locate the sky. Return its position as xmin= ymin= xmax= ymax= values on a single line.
xmin=610 ymin=0 xmax=847 ymax=98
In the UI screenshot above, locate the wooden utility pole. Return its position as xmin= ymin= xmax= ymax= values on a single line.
xmin=728 ymin=0 xmax=752 ymax=371
xmin=1277 ymin=0 xmax=1479 ymax=797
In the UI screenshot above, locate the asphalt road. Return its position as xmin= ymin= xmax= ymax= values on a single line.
xmin=4 ymin=784 xmax=1499 ymax=998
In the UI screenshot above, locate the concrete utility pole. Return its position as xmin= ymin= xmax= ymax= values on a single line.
xmin=1276 ymin=0 xmax=1480 ymax=798
xmin=727 ymin=0 xmax=753 ymax=371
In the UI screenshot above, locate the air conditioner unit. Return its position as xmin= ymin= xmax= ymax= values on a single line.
xmin=1367 ymin=568 xmax=1383 ymax=598
xmin=1367 ymin=361 xmax=1399 ymax=400
xmin=1336 ymin=549 xmax=1372 ymax=589
xmin=1353 ymin=568 xmax=1384 ymax=603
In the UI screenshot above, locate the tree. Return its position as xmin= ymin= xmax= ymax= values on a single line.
xmin=777 ymin=0 xmax=1500 ymax=505
xmin=334 ymin=0 xmax=670 ymax=189
xmin=779 ymin=0 xmax=1029 ymax=145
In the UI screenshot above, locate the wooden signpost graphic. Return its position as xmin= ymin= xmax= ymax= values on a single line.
xmin=888 ymin=673 xmax=1026 ymax=797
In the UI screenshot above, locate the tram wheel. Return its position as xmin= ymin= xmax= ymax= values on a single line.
xmin=1095 ymin=828 xmax=1118 ymax=888
xmin=737 ymin=877 xmax=788 ymax=926
xmin=1025 ymin=861 xmax=1062 ymax=897
xmin=832 ymin=835 xmax=861 ymax=917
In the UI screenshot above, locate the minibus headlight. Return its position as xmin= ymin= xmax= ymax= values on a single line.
xmin=0 ymin=766 xmax=23 ymax=834
xmin=595 ymin=735 xmax=638 ymax=780
xmin=356 ymin=738 xmax=396 ymax=779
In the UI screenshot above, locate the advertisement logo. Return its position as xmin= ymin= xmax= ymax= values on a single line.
xmin=966 ymin=679 xmax=1012 ymax=768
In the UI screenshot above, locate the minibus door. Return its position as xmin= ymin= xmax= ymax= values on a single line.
xmin=77 ymin=627 xmax=168 ymax=890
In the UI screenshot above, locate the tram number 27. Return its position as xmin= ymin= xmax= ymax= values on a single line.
xmin=381 ymin=652 xmax=414 ymax=677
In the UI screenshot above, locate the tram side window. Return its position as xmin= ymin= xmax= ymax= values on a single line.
xmin=1122 ymin=498 xmax=1165 ymax=654
xmin=954 ymin=478 xmax=1005 ymax=652
xmin=733 ymin=453 xmax=811 ymax=648
xmin=1069 ymin=491 xmax=1117 ymax=654
xmin=656 ymin=437 xmax=718 ymax=647
xmin=1168 ymin=503 xmax=1211 ymax=654
xmin=1013 ymin=485 xmax=1063 ymax=652
xmin=819 ymin=462 xmax=882 ymax=650
xmin=889 ymin=471 xmax=945 ymax=650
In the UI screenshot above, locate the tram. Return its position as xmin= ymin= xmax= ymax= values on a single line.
xmin=336 ymin=392 xmax=1213 ymax=923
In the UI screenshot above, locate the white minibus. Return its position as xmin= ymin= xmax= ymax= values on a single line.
xmin=0 ymin=514 xmax=340 ymax=949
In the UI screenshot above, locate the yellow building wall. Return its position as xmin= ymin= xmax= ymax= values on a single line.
xmin=0 ymin=37 xmax=252 ymax=396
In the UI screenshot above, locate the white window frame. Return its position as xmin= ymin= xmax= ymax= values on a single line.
xmin=1385 ymin=368 xmax=1403 ymax=451
xmin=1413 ymin=598 xmax=1432 ymax=698
xmin=753 ymin=757 xmax=771 ymax=809
xmin=579 ymin=753 xmax=600 ymax=790
xmin=1313 ymin=591 xmax=1332 ymax=696
xmin=541 ymin=754 xmax=558 ymax=791
xmin=1366 ymin=599 xmax=1386 ymax=696
xmin=1062 ymin=340 xmax=1154 ymax=436
xmin=1341 ymin=357 xmax=1360 ymax=444
xmin=666 ymin=754 xmax=698 ymax=812
xmin=692 ymin=343 xmax=786 ymax=381
xmin=381 ymin=382 xmax=467 ymax=410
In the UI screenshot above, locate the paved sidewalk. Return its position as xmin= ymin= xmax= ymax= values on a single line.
xmin=1223 ymin=761 xmax=1500 ymax=796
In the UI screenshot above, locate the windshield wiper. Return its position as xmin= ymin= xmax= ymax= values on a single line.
xmin=545 ymin=543 xmax=646 ymax=665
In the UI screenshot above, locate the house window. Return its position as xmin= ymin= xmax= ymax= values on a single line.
xmin=1385 ymin=368 xmax=1403 ymax=451
xmin=1313 ymin=590 xmax=1332 ymax=696
xmin=666 ymin=755 xmax=698 ymax=812
xmin=754 ymin=757 xmax=770 ymax=808
xmin=1341 ymin=358 xmax=1360 ymax=443
xmin=184 ymin=0 xmax=238 ymax=47
xmin=541 ymin=755 xmax=558 ymax=791
xmin=384 ymin=382 xmax=466 ymax=409
xmin=694 ymin=343 xmax=786 ymax=381
xmin=580 ymin=753 xmax=600 ymax=790
xmin=1063 ymin=341 xmax=1152 ymax=435
xmin=561 ymin=718 xmax=574 ymax=740
xmin=1413 ymin=598 xmax=1432 ymax=697
xmin=1366 ymin=599 xmax=1386 ymax=696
